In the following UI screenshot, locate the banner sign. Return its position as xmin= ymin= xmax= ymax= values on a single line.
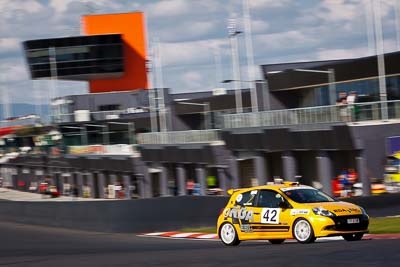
xmin=68 ymin=144 xmax=134 ymax=155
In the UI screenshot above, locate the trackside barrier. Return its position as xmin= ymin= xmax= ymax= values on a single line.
xmin=0 ymin=196 xmax=229 ymax=233
xmin=0 ymin=194 xmax=399 ymax=233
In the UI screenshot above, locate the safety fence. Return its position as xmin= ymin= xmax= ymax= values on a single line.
xmin=223 ymin=100 xmax=400 ymax=128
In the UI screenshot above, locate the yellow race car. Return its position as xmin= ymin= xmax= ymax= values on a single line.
xmin=217 ymin=181 xmax=369 ymax=245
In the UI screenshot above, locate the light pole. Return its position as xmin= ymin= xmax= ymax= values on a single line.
xmin=365 ymin=0 xmax=376 ymax=55
xmin=176 ymin=101 xmax=211 ymax=129
xmin=372 ymin=0 xmax=388 ymax=120
xmin=48 ymin=47 xmax=58 ymax=103
xmin=146 ymin=42 xmax=158 ymax=133
xmin=228 ymin=18 xmax=243 ymax=114
xmin=153 ymin=39 xmax=167 ymax=132
xmin=395 ymin=0 xmax=400 ymax=50
xmin=293 ymin=68 xmax=336 ymax=105
xmin=0 ymin=66 xmax=12 ymax=126
xmin=243 ymin=0 xmax=258 ymax=112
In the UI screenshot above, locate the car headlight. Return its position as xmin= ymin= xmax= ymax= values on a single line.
xmin=312 ymin=207 xmax=335 ymax=217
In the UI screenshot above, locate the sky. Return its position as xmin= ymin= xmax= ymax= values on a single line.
xmin=1 ymin=0 xmax=400 ymax=112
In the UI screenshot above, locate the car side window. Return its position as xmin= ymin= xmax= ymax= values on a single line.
xmin=256 ymin=190 xmax=284 ymax=208
xmin=235 ymin=190 xmax=257 ymax=206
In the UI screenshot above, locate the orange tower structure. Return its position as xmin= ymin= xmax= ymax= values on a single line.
xmin=82 ymin=12 xmax=148 ymax=93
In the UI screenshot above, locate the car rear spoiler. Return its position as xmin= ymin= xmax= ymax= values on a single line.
xmin=227 ymin=188 xmax=244 ymax=195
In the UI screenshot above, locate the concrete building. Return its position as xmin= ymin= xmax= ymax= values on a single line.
xmin=3 ymin=12 xmax=400 ymax=199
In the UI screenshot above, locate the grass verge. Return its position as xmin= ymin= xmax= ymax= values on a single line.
xmin=369 ymin=216 xmax=400 ymax=234
xmin=179 ymin=216 xmax=400 ymax=235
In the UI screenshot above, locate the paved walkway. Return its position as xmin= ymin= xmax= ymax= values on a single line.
xmin=0 ymin=187 xmax=109 ymax=201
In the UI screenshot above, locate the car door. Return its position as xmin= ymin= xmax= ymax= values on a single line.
xmin=250 ymin=189 xmax=293 ymax=238
xmin=226 ymin=189 xmax=258 ymax=238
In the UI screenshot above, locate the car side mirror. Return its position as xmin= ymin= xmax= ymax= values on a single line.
xmin=279 ymin=201 xmax=290 ymax=209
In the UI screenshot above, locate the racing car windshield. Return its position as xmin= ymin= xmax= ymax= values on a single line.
xmin=281 ymin=188 xmax=335 ymax=203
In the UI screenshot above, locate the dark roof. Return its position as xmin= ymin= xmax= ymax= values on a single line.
xmin=262 ymin=50 xmax=400 ymax=91
xmin=173 ymin=89 xmax=252 ymax=114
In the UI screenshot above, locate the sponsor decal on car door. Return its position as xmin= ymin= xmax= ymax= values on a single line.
xmin=250 ymin=190 xmax=292 ymax=233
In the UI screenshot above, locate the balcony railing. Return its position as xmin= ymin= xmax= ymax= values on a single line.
xmin=223 ymin=100 xmax=400 ymax=128
xmin=51 ymin=109 xmax=147 ymax=123
xmin=137 ymin=129 xmax=222 ymax=145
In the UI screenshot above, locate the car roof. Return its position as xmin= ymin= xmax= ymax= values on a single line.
xmin=227 ymin=182 xmax=314 ymax=195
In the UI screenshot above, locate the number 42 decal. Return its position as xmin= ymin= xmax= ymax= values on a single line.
xmin=261 ymin=208 xmax=280 ymax=224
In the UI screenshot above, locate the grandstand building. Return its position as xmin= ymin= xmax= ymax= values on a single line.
xmin=2 ymin=12 xmax=400 ymax=198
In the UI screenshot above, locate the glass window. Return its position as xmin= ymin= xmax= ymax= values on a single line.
xmin=281 ymin=188 xmax=335 ymax=203
xmin=256 ymin=190 xmax=284 ymax=208
xmin=335 ymin=79 xmax=380 ymax=102
xmin=98 ymin=104 xmax=120 ymax=111
xmin=235 ymin=190 xmax=257 ymax=206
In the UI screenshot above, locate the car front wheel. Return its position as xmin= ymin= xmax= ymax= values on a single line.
xmin=342 ymin=233 xmax=364 ymax=241
xmin=293 ymin=218 xmax=315 ymax=244
xmin=219 ymin=223 xmax=240 ymax=246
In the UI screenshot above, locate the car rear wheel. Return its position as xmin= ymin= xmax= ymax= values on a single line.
xmin=293 ymin=218 xmax=315 ymax=244
xmin=342 ymin=233 xmax=364 ymax=241
xmin=269 ymin=239 xmax=285 ymax=244
xmin=219 ymin=223 xmax=240 ymax=246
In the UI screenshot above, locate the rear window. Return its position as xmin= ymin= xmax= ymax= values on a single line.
xmin=234 ymin=190 xmax=257 ymax=206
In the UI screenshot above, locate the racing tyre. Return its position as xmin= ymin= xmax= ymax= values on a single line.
xmin=342 ymin=233 xmax=364 ymax=241
xmin=219 ymin=223 xmax=240 ymax=246
xmin=293 ymin=218 xmax=315 ymax=244
xmin=269 ymin=239 xmax=285 ymax=244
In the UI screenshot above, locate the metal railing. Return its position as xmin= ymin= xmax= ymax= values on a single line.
xmin=51 ymin=109 xmax=147 ymax=123
xmin=137 ymin=129 xmax=222 ymax=145
xmin=223 ymin=100 xmax=400 ymax=128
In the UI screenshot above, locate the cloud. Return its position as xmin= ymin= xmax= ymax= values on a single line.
xmin=180 ymin=71 xmax=203 ymax=88
xmin=0 ymin=38 xmax=22 ymax=56
xmin=251 ymin=19 xmax=269 ymax=33
xmin=164 ymin=65 xmax=223 ymax=92
xmin=0 ymin=57 xmax=29 ymax=82
xmin=1 ymin=0 xmax=399 ymax=101
xmin=255 ymin=30 xmax=318 ymax=51
xmin=315 ymin=38 xmax=398 ymax=61
xmin=0 ymin=0 xmax=43 ymax=15
xmin=145 ymin=0 xmax=223 ymax=18
xmin=146 ymin=0 xmax=192 ymax=17
xmin=306 ymin=0 xmax=392 ymax=25
xmin=159 ymin=38 xmax=228 ymax=66
xmin=316 ymin=47 xmax=368 ymax=61
xmin=49 ymin=0 xmax=115 ymax=14
xmin=315 ymin=0 xmax=360 ymax=22
xmin=152 ymin=20 xmax=218 ymax=42
xmin=249 ymin=0 xmax=291 ymax=9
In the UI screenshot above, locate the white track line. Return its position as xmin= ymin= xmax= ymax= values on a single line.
xmin=196 ymin=234 xmax=218 ymax=239
xmin=170 ymin=233 xmax=199 ymax=238
xmin=143 ymin=232 xmax=168 ymax=236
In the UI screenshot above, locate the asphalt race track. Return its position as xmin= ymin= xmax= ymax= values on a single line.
xmin=0 ymin=221 xmax=399 ymax=267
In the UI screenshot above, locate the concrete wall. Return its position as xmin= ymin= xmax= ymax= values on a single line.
xmin=1 ymin=194 xmax=399 ymax=233
xmin=0 ymin=196 xmax=229 ymax=233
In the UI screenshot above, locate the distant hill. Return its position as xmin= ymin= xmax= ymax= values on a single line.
xmin=0 ymin=103 xmax=49 ymax=120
